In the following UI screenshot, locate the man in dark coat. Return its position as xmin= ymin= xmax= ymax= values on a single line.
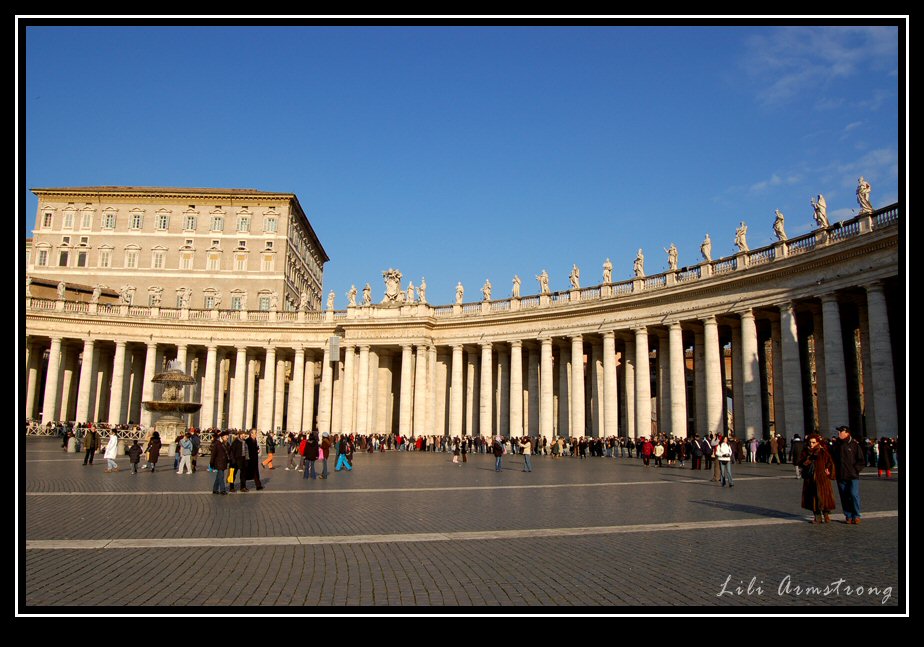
xmin=790 ymin=435 xmax=804 ymax=478
xmin=229 ymin=430 xmax=248 ymax=492
xmin=210 ymin=431 xmax=231 ymax=495
xmin=244 ymin=430 xmax=264 ymax=490
xmin=831 ymin=425 xmax=866 ymax=524
xmin=82 ymin=426 xmax=100 ymax=465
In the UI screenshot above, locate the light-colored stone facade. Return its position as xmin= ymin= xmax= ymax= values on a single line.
xmin=27 ymin=186 xmax=329 ymax=312
xmin=24 ymin=200 xmax=900 ymax=443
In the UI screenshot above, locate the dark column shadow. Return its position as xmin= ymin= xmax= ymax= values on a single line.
xmin=692 ymin=499 xmax=805 ymax=520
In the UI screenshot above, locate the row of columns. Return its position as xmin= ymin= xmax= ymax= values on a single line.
xmin=25 ymin=282 xmax=898 ymax=441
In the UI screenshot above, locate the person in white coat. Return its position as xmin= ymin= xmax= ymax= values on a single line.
xmin=103 ymin=432 xmax=120 ymax=473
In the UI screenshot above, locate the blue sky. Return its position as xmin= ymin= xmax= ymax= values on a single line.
xmin=21 ymin=23 xmax=903 ymax=306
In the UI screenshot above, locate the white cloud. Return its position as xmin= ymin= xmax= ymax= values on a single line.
xmin=749 ymin=172 xmax=801 ymax=193
xmin=742 ymin=26 xmax=897 ymax=107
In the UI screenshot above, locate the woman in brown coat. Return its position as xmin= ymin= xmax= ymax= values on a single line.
xmin=799 ymin=434 xmax=837 ymax=523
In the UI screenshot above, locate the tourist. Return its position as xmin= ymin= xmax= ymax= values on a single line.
xmin=492 ymin=435 xmax=505 ymax=472
xmin=878 ymin=437 xmax=894 ymax=478
xmin=244 ymin=430 xmax=264 ymax=490
xmin=640 ymin=437 xmax=653 ymax=467
xmin=799 ymin=434 xmax=837 ymax=523
xmin=304 ymin=432 xmax=319 ymax=479
xmin=190 ymin=428 xmax=201 ymax=472
xmin=319 ymin=432 xmax=331 ymax=479
xmin=173 ymin=434 xmax=183 ymax=470
xmin=519 ymin=436 xmax=533 ymax=472
xmin=831 ymin=425 xmax=866 ymax=524
xmin=176 ymin=432 xmax=193 ymax=475
xmin=228 ymin=430 xmax=247 ymax=492
xmin=103 ymin=431 xmax=120 ymax=473
xmin=142 ymin=431 xmax=162 ymax=472
xmin=285 ymin=432 xmax=299 ymax=471
xmin=769 ymin=434 xmax=781 ymax=464
xmin=82 ymin=425 xmax=100 ymax=466
xmin=716 ymin=435 xmax=734 ymax=487
xmin=127 ymin=439 xmax=143 ymax=475
xmin=262 ymin=431 xmax=276 ymax=470
xmin=210 ymin=431 xmax=230 ymax=495
xmin=653 ymin=439 xmax=664 ymax=467
xmin=790 ymin=435 xmax=804 ymax=478
xmin=335 ymin=434 xmax=353 ymax=472
xmin=460 ymin=436 xmax=468 ymax=463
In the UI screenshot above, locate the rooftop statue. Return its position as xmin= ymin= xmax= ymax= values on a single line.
xmin=327 ymin=291 xmax=335 ymax=311
xmin=407 ymin=282 xmax=416 ymax=304
xmin=811 ymin=194 xmax=829 ymax=229
xmin=418 ymin=277 xmax=427 ymax=304
xmin=735 ymin=222 xmax=749 ymax=253
xmin=857 ymin=176 xmax=874 ymax=215
xmin=602 ymin=258 xmax=612 ymax=284
xmin=382 ymin=268 xmax=404 ymax=304
xmin=701 ymin=234 xmax=712 ymax=263
xmin=665 ymin=243 xmax=679 ymax=271
xmin=512 ymin=275 xmax=521 ymax=298
xmin=569 ymin=264 xmax=580 ymax=290
xmin=482 ymin=279 xmax=492 ymax=302
xmin=773 ymin=209 xmax=788 ymax=241
xmin=362 ymin=283 xmax=372 ymax=306
xmin=456 ymin=282 xmax=464 ymax=305
xmin=299 ymin=290 xmax=310 ymax=311
xmin=347 ymin=285 xmax=357 ymax=307
xmin=633 ymin=249 xmax=645 ymax=278
xmin=536 ymin=270 xmax=550 ymax=294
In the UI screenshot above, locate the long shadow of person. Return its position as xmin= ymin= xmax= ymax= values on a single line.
xmin=692 ymin=499 xmax=804 ymax=520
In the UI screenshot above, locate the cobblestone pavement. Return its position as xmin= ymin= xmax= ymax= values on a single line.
xmin=21 ymin=438 xmax=904 ymax=610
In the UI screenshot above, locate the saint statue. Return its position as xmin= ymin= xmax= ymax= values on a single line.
xmin=407 ymin=282 xmax=416 ymax=304
xmin=120 ymin=285 xmax=134 ymax=305
xmin=602 ymin=258 xmax=612 ymax=284
xmin=482 ymin=279 xmax=492 ymax=302
xmin=300 ymin=290 xmax=310 ymax=311
xmin=856 ymin=176 xmax=873 ymax=215
xmin=811 ymin=194 xmax=829 ymax=228
xmin=327 ymin=291 xmax=335 ymax=311
xmin=26 ymin=276 xmax=32 ymax=298
xmin=664 ymin=243 xmax=679 ymax=271
xmin=701 ymin=234 xmax=712 ymax=263
xmin=149 ymin=287 xmax=163 ymax=307
xmin=633 ymin=249 xmax=645 ymax=278
xmin=180 ymin=288 xmax=191 ymax=309
xmin=347 ymin=285 xmax=357 ymax=307
xmin=773 ymin=209 xmax=787 ymax=241
xmin=569 ymin=264 xmax=580 ymax=290
xmin=735 ymin=221 xmax=749 ymax=253
xmin=362 ymin=283 xmax=372 ymax=306
xmin=536 ymin=270 xmax=550 ymax=294
xmin=57 ymin=281 xmax=66 ymax=300
xmin=455 ymin=282 xmax=464 ymax=305
xmin=418 ymin=277 xmax=427 ymax=304
xmin=512 ymin=275 xmax=521 ymax=298
xmin=270 ymin=291 xmax=279 ymax=310
xmin=91 ymin=285 xmax=102 ymax=304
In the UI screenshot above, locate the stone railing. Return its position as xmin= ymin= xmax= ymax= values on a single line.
xmin=25 ymin=204 xmax=899 ymax=324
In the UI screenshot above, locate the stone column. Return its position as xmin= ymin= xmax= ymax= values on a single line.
xmin=289 ymin=347 xmax=306 ymax=433
xmin=428 ymin=345 xmax=438 ymax=436
xmin=450 ymin=345 xmax=464 ymax=437
xmin=856 ymin=301 xmax=877 ymax=439
xmin=245 ymin=355 xmax=257 ymax=429
xmin=668 ymin=322 xmax=687 ymax=438
xmin=590 ymin=342 xmax=603 ymax=437
xmin=341 ymin=345 xmax=356 ymax=435
xmin=40 ymin=337 xmax=63 ymax=425
xmin=139 ymin=342 xmax=158 ymax=428
xmin=731 ymin=323 xmax=745 ymax=439
xmin=623 ymin=337 xmax=636 ymax=439
xmin=318 ymin=344 xmax=333 ymax=435
xmin=820 ymin=293 xmax=849 ymax=431
xmin=216 ymin=354 xmax=229 ymax=429
xmin=703 ymin=317 xmax=724 ymax=436
xmin=303 ymin=352 xmax=317 ymax=432
xmin=602 ymin=332 xmax=619 ymax=440
xmin=399 ymin=344 xmax=414 ymax=436
xmin=176 ymin=344 xmax=188 ymax=373
xmin=259 ymin=347 xmax=276 ymax=432
xmin=509 ymin=341 xmax=524 ymax=437
xmin=865 ymin=283 xmax=897 ymax=438
xmin=355 ymin=346 xmax=370 ymax=434
xmin=479 ymin=342 xmax=493 ymax=438
xmin=656 ymin=333 xmax=670 ymax=437
xmin=415 ymin=345 xmax=429 ymax=435
xmin=634 ymin=328 xmax=651 ymax=438
xmin=231 ymin=346 xmax=248 ymax=429
xmin=779 ymin=303 xmax=805 ymax=439
xmin=497 ymin=347 xmax=508 ymax=438
xmin=273 ymin=356 xmax=287 ymax=432
xmin=539 ymin=338 xmax=554 ymax=441
xmin=570 ymin=335 xmax=585 ymax=437
xmin=811 ymin=309 xmax=828 ymax=435
xmin=75 ymin=338 xmax=96 ymax=423
xmin=740 ymin=310 xmax=764 ymax=440
xmin=25 ymin=340 xmax=41 ymax=420
xmin=770 ymin=317 xmax=784 ymax=437
xmin=330 ymin=357 xmax=343 ymax=435
xmin=465 ymin=348 xmax=478 ymax=437
xmin=59 ymin=345 xmax=78 ymax=423
xmin=200 ymin=346 xmax=218 ymax=428
xmin=694 ymin=329 xmax=706 ymax=436
xmin=128 ymin=350 xmax=145 ymax=425
xmin=93 ymin=349 xmax=110 ymax=422
xmin=527 ymin=345 xmax=539 ymax=437
xmin=558 ymin=342 xmax=571 ymax=438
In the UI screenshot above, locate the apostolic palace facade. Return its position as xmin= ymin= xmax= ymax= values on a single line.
xmin=23 ymin=185 xmax=901 ymax=444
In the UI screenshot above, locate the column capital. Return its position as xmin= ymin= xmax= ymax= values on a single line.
xmin=358 ymin=344 xmax=371 ymax=352
xmin=864 ymin=280 xmax=886 ymax=294
xmin=539 ymin=337 xmax=553 ymax=347
xmin=701 ymin=314 xmax=718 ymax=326
xmin=509 ymin=339 xmax=523 ymax=349
xmin=819 ymin=292 xmax=840 ymax=304
xmin=667 ymin=321 xmax=683 ymax=331
xmin=570 ymin=333 xmax=583 ymax=342
xmin=601 ymin=330 xmax=616 ymax=341
xmin=480 ymin=341 xmax=493 ymax=350
xmin=737 ymin=308 xmax=756 ymax=321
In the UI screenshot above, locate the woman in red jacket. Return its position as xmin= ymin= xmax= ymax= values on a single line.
xmin=799 ymin=434 xmax=837 ymax=523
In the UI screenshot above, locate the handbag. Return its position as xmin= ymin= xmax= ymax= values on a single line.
xmin=227 ymin=467 xmax=236 ymax=484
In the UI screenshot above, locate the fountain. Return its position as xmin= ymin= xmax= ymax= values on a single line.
xmin=142 ymin=359 xmax=202 ymax=439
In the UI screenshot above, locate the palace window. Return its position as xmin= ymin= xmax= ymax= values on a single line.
xmin=76 ymin=251 xmax=87 ymax=268
xmin=237 ymin=216 xmax=250 ymax=232
xmin=81 ymin=212 xmax=93 ymax=229
xmin=152 ymin=250 xmax=165 ymax=269
xmin=184 ymin=215 xmax=197 ymax=231
xmin=210 ymin=216 xmax=224 ymax=232
xmin=58 ymin=251 xmax=69 ymax=267
xmin=103 ymin=214 xmax=116 ymax=229
xmin=235 ymin=254 xmax=247 ymax=271
xmin=207 ymin=253 xmax=221 ymax=271
xmin=180 ymin=253 xmax=193 ymax=270
xmin=36 ymin=250 xmax=48 ymax=266
xmin=63 ymin=212 xmax=74 ymax=229
xmin=42 ymin=213 xmax=53 ymax=228
xmin=231 ymin=296 xmax=243 ymax=311
xmin=261 ymin=254 xmax=274 ymax=272
xmin=264 ymin=217 xmax=277 ymax=233
xmin=204 ymin=295 xmax=216 ymax=309
xmin=98 ymin=250 xmax=111 ymax=268
xmin=156 ymin=214 xmax=170 ymax=230
xmin=259 ymin=296 xmax=271 ymax=311
xmin=130 ymin=213 xmax=143 ymax=230
xmin=125 ymin=250 xmax=139 ymax=268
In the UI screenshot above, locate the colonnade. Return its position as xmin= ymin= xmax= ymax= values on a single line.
xmin=24 ymin=281 xmax=899 ymax=441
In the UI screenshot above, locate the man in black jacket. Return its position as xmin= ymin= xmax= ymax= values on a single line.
xmin=831 ymin=425 xmax=867 ymax=524
xmin=211 ymin=431 xmax=231 ymax=495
